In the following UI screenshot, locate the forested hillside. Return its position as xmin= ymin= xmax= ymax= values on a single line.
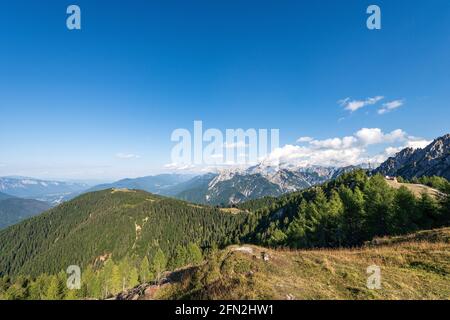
xmin=0 ymin=171 xmax=449 ymax=300
xmin=239 ymin=170 xmax=450 ymax=248
xmin=0 ymin=197 xmax=51 ymax=229
xmin=0 ymin=189 xmax=252 ymax=277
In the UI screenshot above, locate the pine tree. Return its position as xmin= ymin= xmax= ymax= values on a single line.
xmin=364 ymin=175 xmax=394 ymax=238
xmin=100 ymin=259 xmax=114 ymax=298
xmin=152 ymin=248 xmax=167 ymax=283
xmin=418 ymin=193 xmax=440 ymax=229
xmin=187 ymin=243 xmax=203 ymax=265
xmin=340 ymin=186 xmax=366 ymax=245
xmin=390 ymin=187 xmax=418 ymax=234
xmin=325 ymin=190 xmax=345 ymax=246
xmin=286 ymin=200 xmax=308 ymax=248
xmin=171 ymin=245 xmax=188 ymax=269
xmin=45 ymin=275 xmax=64 ymax=300
xmin=310 ymin=188 xmax=329 ymax=246
xmin=28 ymin=274 xmax=49 ymax=300
xmin=139 ymin=256 xmax=152 ymax=283
xmin=65 ymin=288 xmax=79 ymax=300
xmin=118 ymin=259 xmax=132 ymax=292
xmin=110 ymin=263 xmax=122 ymax=294
xmin=128 ymin=267 xmax=140 ymax=289
xmin=438 ymin=183 xmax=450 ymax=226
xmin=81 ymin=265 xmax=95 ymax=298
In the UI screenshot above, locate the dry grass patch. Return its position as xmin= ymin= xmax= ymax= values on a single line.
xmin=155 ymin=228 xmax=450 ymax=300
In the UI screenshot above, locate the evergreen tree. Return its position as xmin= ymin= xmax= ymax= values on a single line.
xmin=339 ymin=186 xmax=366 ymax=245
xmin=417 ymin=193 xmax=440 ymax=229
xmin=45 ymin=275 xmax=64 ymax=300
xmin=65 ymin=288 xmax=79 ymax=300
xmin=364 ymin=175 xmax=395 ymax=238
xmin=325 ymin=190 xmax=345 ymax=246
xmin=186 ymin=243 xmax=203 ymax=265
xmin=29 ymin=274 xmax=49 ymax=300
xmin=390 ymin=187 xmax=418 ymax=234
xmin=170 ymin=245 xmax=188 ymax=269
xmin=100 ymin=259 xmax=114 ymax=298
xmin=286 ymin=201 xmax=308 ymax=248
xmin=139 ymin=256 xmax=152 ymax=283
xmin=152 ymin=248 xmax=167 ymax=283
xmin=110 ymin=263 xmax=123 ymax=294
xmin=128 ymin=267 xmax=140 ymax=289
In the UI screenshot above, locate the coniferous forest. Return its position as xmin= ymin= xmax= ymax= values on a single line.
xmin=0 ymin=171 xmax=449 ymax=299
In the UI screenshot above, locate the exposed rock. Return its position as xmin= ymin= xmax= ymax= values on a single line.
xmin=373 ymin=134 xmax=450 ymax=180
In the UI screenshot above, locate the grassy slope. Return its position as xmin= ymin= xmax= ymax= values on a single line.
xmin=154 ymin=227 xmax=450 ymax=300
xmin=385 ymin=179 xmax=445 ymax=198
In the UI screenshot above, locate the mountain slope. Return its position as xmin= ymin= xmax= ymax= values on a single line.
xmin=175 ymin=165 xmax=359 ymax=205
xmin=0 ymin=192 xmax=13 ymax=201
xmin=87 ymin=174 xmax=195 ymax=195
xmin=84 ymin=166 xmax=361 ymax=206
xmin=0 ymin=171 xmax=448 ymax=300
xmin=373 ymin=134 xmax=450 ymax=180
xmin=237 ymin=170 xmax=449 ymax=249
xmin=0 ymin=197 xmax=51 ymax=229
xmin=0 ymin=177 xmax=89 ymax=205
xmin=0 ymin=189 xmax=250 ymax=277
xmin=149 ymin=228 xmax=450 ymax=300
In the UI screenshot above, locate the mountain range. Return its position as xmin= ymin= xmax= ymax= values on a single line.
xmin=0 ymin=169 xmax=448 ymax=300
xmin=86 ymin=174 xmax=195 ymax=195
xmin=84 ymin=165 xmax=361 ymax=206
xmin=0 ymin=177 xmax=89 ymax=205
xmin=175 ymin=164 xmax=361 ymax=205
xmin=78 ymin=133 xmax=450 ymax=206
xmin=374 ymin=134 xmax=450 ymax=180
xmin=1 ymin=134 xmax=449 ymax=210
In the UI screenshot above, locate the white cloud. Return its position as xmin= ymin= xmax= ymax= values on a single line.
xmin=296 ymin=136 xmax=313 ymax=143
xmin=163 ymin=128 xmax=431 ymax=173
xmin=378 ymin=99 xmax=404 ymax=115
xmin=309 ymin=136 xmax=357 ymax=149
xmin=355 ymin=128 xmax=407 ymax=145
xmin=262 ymin=128 xmax=427 ymax=168
xmin=115 ymin=153 xmax=141 ymax=159
xmin=404 ymin=138 xmax=431 ymax=149
xmin=339 ymin=96 xmax=384 ymax=112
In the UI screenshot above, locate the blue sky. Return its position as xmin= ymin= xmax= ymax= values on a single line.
xmin=0 ymin=0 xmax=449 ymax=181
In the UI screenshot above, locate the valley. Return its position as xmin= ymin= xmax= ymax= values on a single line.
xmin=0 ymin=168 xmax=448 ymax=300
xmin=0 ymin=134 xmax=449 ymax=300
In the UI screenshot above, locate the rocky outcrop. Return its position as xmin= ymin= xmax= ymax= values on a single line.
xmin=373 ymin=134 xmax=450 ymax=180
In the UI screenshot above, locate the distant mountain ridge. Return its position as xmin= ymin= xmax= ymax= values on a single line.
xmin=86 ymin=174 xmax=195 ymax=195
xmin=86 ymin=165 xmax=364 ymax=206
xmin=178 ymin=164 xmax=361 ymax=205
xmin=0 ymin=196 xmax=50 ymax=229
xmin=0 ymin=192 xmax=13 ymax=201
xmin=0 ymin=177 xmax=89 ymax=205
xmin=373 ymin=134 xmax=450 ymax=180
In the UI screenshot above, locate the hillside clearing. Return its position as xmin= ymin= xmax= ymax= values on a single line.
xmin=219 ymin=207 xmax=249 ymax=214
xmin=385 ymin=179 xmax=445 ymax=198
